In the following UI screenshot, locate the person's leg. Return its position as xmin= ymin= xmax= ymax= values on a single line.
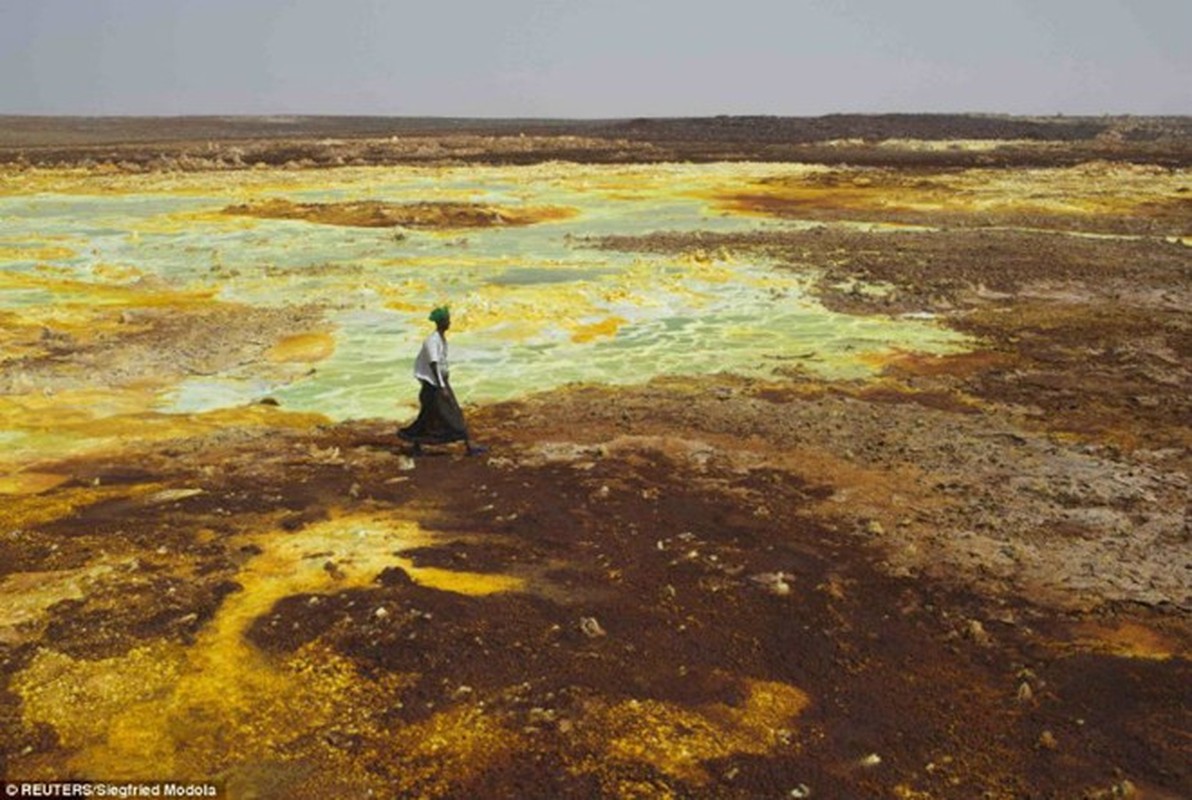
xmin=437 ymin=389 xmax=484 ymax=454
xmin=399 ymin=381 xmax=437 ymax=445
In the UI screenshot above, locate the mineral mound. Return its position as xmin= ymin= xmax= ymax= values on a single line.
xmin=223 ymin=198 xmax=576 ymax=229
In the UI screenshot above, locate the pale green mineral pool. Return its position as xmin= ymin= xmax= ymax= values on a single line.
xmin=0 ymin=163 xmax=969 ymax=421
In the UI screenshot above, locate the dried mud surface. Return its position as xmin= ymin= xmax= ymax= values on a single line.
xmin=1 ymin=118 xmax=1190 ymax=798
xmin=0 ymin=302 xmax=328 ymax=396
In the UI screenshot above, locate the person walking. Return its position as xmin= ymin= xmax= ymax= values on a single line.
xmin=398 ymin=306 xmax=485 ymax=455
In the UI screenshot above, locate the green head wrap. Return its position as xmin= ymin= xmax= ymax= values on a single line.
xmin=429 ymin=306 xmax=451 ymax=325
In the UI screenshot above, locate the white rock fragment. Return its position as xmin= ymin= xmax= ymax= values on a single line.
xmin=579 ymin=617 xmax=606 ymax=638
xmin=964 ymin=619 xmax=992 ymax=646
xmin=750 ymin=571 xmax=794 ymax=596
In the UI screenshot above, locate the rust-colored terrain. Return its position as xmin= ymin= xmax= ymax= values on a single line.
xmin=0 ymin=116 xmax=1189 ymax=799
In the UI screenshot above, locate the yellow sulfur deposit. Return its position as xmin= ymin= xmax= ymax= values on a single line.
xmin=584 ymin=678 xmax=811 ymax=783
xmin=711 ymin=162 xmax=1192 ymax=231
xmin=12 ymin=511 xmax=525 ymax=781
xmin=266 ymin=331 xmax=337 ymax=363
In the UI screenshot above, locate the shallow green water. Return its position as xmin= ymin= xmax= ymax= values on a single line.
xmin=1 ymin=163 xmax=969 ymax=420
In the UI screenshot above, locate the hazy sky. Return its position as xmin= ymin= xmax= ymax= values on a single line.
xmin=2 ymin=0 xmax=1188 ymax=117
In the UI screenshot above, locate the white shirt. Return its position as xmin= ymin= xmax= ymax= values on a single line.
xmin=413 ymin=330 xmax=448 ymax=386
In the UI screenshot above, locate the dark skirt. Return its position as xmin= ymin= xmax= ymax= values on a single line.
xmin=398 ymin=381 xmax=468 ymax=444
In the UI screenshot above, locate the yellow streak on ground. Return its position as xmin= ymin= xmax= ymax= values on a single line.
xmin=461 ymin=282 xmax=608 ymax=342
xmin=570 ymin=316 xmax=627 ymax=343
xmin=0 ymin=388 xmax=161 ymax=428
xmin=709 ymin=163 xmax=1192 ymax=224
xmin=88 ymin=262 xmax=147 ymax=281
xmin=0 ymin=245 xmax=77 ymax=262
xmin=0 ymin=304 xmax=149 ymax=359
xmin=12 ymin=511 xmax=525 ymax=782
xmin=0 ymin=482 xmax=164 ymax=530
xmin=585 ymin=678 xmax=811 ymax=784
xmin=1069 ymin=621 xmax=1186 ymax=660
xmin=376 ymin=706 xmax=527 ymax=798
xmin=0 ymin=269 xmax=217 ymax=307
xmin=266 ymin=331 xmax=336 ymax=363
xmin=0 ymin=472 xmax=71 ymax=495
xmin=391 ymin=559 xmax=526 ymax=596
xmin=0 ymin=390 xmax=328 ymax=471
xmin=128 ymin=208 xmax=262 ymax=235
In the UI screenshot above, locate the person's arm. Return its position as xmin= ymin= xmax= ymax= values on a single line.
xmin=431 ymin=361 xmax=455 ymax=399
xmin=428 ymin=333 xmax=448 ymax=389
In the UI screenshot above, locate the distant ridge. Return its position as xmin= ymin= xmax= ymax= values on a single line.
xmin=1 ymin=114 xmax=1188 ymax=168
xmin=1 ymin=113 xmax=1189 ymax=147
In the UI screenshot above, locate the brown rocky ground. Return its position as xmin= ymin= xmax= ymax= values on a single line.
xmin=2 ymin=114 xmax=1190 ymax=169
xmin=0 ymin=117 xmax=1189 ymax=798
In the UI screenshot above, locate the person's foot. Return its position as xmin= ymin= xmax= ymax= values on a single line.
xmin=465 ymin=443 xmax=489 ymax=456
xmin=411 ymin=442 xmax=423 ymax=456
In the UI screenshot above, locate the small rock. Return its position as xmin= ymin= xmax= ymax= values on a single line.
xmin=865 ymin=520 xmax=885 ymax=536
xmin=817 ymin=577 xmax=846 ymax=601
xmin=857 ymin=753 xmax=882 ymax=768
xmin=964 ymin=619 xmax=991 ymax=646
xmin=309 ymin=444 xmax=343 ymax=464
xmin=1037 ymin=730 xmax=1058 ymax=751
xmin=1016 ymin=682 xmax=1034 ymax=704
xmin=789 ymin=785 xmax=812 ymax=798
xmin=374 ymin=607 xmax=389 ymax=620
xmin=376 ymin=566 xmax=413 ymax=587
xmin=750 ymin=572 xmax=794 ymax=596
xmin=579 ymin=617 xmax=607 ymax=638
xmin=528 ymin=707 xmax=556 ymax=723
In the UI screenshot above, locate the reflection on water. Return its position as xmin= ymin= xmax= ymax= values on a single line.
xmin=1 ymin=163 xmax=969 ymax=428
